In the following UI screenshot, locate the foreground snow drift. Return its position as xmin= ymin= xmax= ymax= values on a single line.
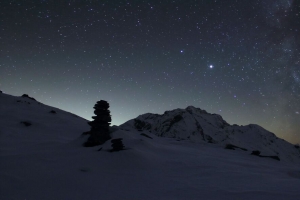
xmin=2 ymin=130 xmax=300 ymax=200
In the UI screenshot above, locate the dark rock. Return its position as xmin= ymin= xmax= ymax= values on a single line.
xmin=251 ymin=150 xmax=261 ymax=156
xmin=50 ymin=110 xmax=56 ymax=114
xmin=134 ymin=119 xmax=151 ymax=130
xmin=140 ymin=133 xmax=153 ymax=139
xmin=251 ymin=150 xmax=280 ymax=161
xmin=205 ymin=135 xmax=214 ymax=143
xmin=79 ymin=168 xmax=90 ymax=172
xmin=225 ymin=144 xmax=247 ymax=151
xmin=261 ymin=155 xmax=280 ymax=161
xmin=21 ymin=121 xmax=32 ymax=127
xmin=225 ymin=144 xmax=236 ymax=150
xmin=21 ymin=94 xmax=36 ymax=101
xmin=258 ymin=155 xmax=280 ymax=161
xmin=166 ymin=115 xmax=183 ymax=132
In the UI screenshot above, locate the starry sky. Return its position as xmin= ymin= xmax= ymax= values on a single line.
xmin=1 ymin=0 xmax=300 ymax=144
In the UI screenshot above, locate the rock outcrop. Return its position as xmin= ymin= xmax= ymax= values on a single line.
xmin=21 ymin=94 xmax=36 ymax=101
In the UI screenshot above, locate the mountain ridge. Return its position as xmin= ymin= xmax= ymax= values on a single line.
xmin=119 ymin=105 xmax=300 ymax=163
xmin=1 ymin=92 xmax=299 ymax=163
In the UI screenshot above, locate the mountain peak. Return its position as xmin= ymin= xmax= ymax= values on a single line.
xmin=120 ymin=106 xmax=300 ymax=163
xmin=185 ymin=105 xmax=207 ymax=114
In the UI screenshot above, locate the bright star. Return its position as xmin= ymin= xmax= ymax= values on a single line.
xmin=210 ymin=65 xmax=213 ymax=69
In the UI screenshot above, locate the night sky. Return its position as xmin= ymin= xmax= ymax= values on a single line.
xmin=1 ymin=0 xmax=299 ymax=144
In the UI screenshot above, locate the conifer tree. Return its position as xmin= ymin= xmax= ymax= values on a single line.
xmin=83 ymin=100 xmax=111 ymax=147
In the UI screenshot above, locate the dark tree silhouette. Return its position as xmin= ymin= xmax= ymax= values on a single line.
xmin=83 ymin=100 xmax=111 ymax=147
xmin=110 ymin=138 xmax=125 ymax=152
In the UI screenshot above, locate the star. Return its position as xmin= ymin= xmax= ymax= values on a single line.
xmin=1 ymin=0 xmax=299 ymax=144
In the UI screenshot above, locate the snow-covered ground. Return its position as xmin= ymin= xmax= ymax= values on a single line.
xmin=1 ymin=93 xmax=300 ymax=200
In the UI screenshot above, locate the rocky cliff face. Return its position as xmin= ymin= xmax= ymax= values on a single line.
xmin=120 ymin=106 xmax=300 ymax=163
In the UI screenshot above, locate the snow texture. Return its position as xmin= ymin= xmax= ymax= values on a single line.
xmin=1 ymin=92 xmax=300 ymax=200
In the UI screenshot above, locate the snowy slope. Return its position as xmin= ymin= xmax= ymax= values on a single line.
xmin=0 ymin=93 xmax=89 ymax=155
xmin=120 ymin=106 xmax=300 ymax=163
xmin=1 ymin=92 xmax=300 ymax=200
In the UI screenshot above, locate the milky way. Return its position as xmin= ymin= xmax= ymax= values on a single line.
xmin=1 ymin=0 xmax=299 ymax=143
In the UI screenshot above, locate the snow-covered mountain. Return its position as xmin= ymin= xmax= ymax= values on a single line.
xmin=1 ymin=92 xmax=300 ymax=200
xmin=120 ymin=106 xmax=300 ymax=163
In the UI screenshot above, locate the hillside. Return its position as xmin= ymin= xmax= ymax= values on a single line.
xmin=1 ymin=92 xmax=300 ymax=200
